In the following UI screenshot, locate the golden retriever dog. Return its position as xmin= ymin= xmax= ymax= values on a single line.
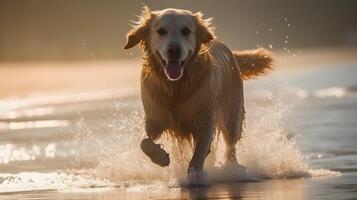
xmin=124 ymin=7 xmax=273 ymax=185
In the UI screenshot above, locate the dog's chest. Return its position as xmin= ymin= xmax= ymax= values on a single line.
xmin=166 ymin=93 xmax=212 ymax=133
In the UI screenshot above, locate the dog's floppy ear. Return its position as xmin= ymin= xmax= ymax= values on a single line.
xmin=124 ymin=6 xmax=154 ymax=49
xmin=194 ymin=12 xmax=215 ymax=45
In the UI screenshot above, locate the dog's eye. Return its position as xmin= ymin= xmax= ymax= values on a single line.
xmin=181 ymin=27 xmax=191 ymax=36
xmin=157 ymin=28 xmax=167 ymax=36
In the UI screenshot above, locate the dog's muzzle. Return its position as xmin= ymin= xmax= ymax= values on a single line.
xmin=164 ymin=43 xmax=184 ymax=81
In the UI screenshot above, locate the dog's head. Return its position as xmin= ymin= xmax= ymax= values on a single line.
xmin=124 ymin=7 xmax=215 ymax=81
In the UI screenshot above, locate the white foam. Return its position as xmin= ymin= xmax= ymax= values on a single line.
xmin=0 ymin=89 xmax=137 ymax=113
xmin=0 ymin=172 xmax=114 ymax=194
xmin=313 ymin=87 xmax=347 ymax=98
xmin=308 ymin=169 xmax=342 ymax=177
xmin=247 ymin=86 xmax=352 ymax=101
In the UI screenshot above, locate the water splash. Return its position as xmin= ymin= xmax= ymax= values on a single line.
xmin=73 ymin=89 xmax=340 ymax=186
xmin=238 ymin=91 xmax=309 ymax=178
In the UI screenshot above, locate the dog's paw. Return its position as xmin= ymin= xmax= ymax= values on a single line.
xmin=140 ymin=138 xmax=170 ymax=167
xmin=181 ymin=168 xmax=209 ymax=187
xmin=224 ymin=160 xmax=246 ymax=171
xmin=223 ymin=161 xmax=249 ymax=177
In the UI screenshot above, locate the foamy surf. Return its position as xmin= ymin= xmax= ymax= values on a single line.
xmin=247 ymin=86 xmax=357 ymax=102
xmin=0 ymin=172 xmax=115 ymax=194
xmin=72 ymin=88 xmax=341 ymax=188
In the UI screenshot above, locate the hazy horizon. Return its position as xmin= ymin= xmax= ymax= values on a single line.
xmin=1 ymin=0 xmax=357 ymax=61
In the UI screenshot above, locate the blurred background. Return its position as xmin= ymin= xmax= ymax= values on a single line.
xmin=0 ymin=0 xmax=357 ymax=61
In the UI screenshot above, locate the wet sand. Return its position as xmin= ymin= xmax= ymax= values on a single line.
xmin=1 ymin=47 xmax=356 ymax=99
xmin=0 ymin=47 xmax=357 ymax=199
xmin=1 ymin=176 xmax=355 ymax=200
xmin=0 ymin=60 xmax=141 ymax=99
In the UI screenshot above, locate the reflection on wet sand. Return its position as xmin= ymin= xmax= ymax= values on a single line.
xmin=183 ymin=180 xmax=305 ymax=200
xmin=2 ymin=179 xmax=307 ymax=200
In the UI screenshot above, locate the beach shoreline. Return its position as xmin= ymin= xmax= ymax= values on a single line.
xmin=1 ymin=46 xmax=356 ymax=100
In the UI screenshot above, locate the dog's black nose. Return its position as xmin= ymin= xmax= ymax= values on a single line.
xmin=167 ymin=43 xmax=181 ymax=60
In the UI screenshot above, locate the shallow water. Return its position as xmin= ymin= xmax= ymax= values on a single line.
xmin=0 ymin=62 xmax=357 ymax=199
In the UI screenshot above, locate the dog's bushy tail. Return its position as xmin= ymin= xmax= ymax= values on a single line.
xmin=233 ymin=48 xmax=274 ymax=80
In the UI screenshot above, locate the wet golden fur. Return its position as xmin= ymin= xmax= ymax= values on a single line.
xmin=124 ymin=7 xmax=273 ymax=174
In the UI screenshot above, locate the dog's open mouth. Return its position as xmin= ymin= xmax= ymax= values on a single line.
xmin=156 ymin=51 xmax=188 ymax=81
xmin=164 ymin=60 xmax=184 ymax=81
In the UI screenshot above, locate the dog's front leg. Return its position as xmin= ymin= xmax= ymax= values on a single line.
xmin=187 ymin=123 xmax=214 ymax=185
xmin=140 ymin=119 xmax=170 ymax=167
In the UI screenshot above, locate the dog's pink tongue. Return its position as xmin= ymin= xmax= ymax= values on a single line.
xmin=165 ymin=61 xmax=182 ymax=80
